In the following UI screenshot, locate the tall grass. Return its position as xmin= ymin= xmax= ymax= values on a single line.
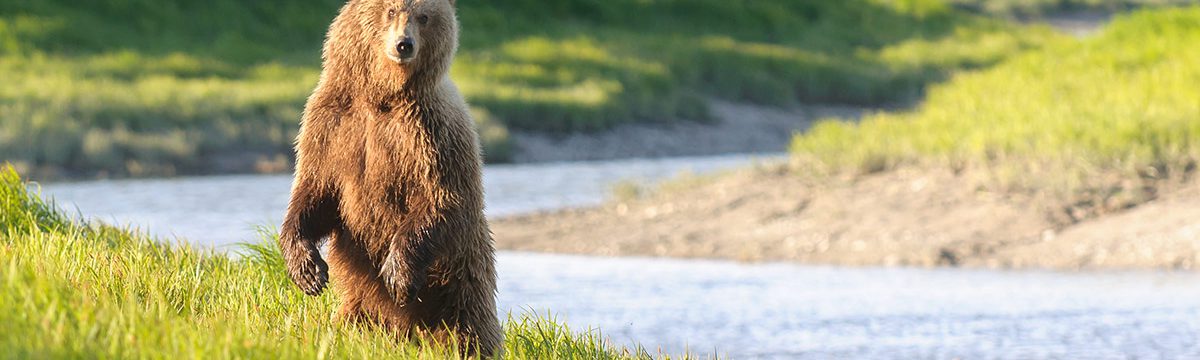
xmin=791 ymin=6 xmax=1200 ymax=220
xmin=0 ymin=165 xmax=657 ymax=358
xmin=0 ymin=0 xmax=1053 ymax=178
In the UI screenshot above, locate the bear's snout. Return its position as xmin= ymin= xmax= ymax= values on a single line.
xmin=396 ymin=37 xmax=416 ymax=61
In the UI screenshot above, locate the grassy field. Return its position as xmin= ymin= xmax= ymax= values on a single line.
xmin=0 ymin=0 xmax=1053 ymax=178
xmin=0 ymin=166 xmax=659 ymax=359
xmin=791 ymin=6 xmax=1200 ymax=222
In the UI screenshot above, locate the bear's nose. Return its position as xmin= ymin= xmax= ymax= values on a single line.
xmin=397 ymin=37 xmax=415 ymax=60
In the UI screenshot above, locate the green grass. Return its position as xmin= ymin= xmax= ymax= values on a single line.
xmin=0 ymin=165 xmax=661 ymax=358
xmin=791 ymin=6 xmax=1200 ymax=220
xmin=0 ymin=0 xmax=1054 ymax=178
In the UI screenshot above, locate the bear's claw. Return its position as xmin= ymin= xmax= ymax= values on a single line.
xmin=297 ymin=258 xmax=329 ymax=296
xmin=286 ymin=247 xmax=329 ymax=296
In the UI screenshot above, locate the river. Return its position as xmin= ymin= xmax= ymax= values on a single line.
xmin=39 ymin=154 xmax=1200 ymax=359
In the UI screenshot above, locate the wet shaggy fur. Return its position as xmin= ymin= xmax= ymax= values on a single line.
xmin=277 ymin=0 xmax=501 ymax=355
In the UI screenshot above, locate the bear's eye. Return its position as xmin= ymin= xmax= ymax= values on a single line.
xmin=416 ymin=14 xmax=430 ymax=25
xmin=387 ymin=9 xmax=397 ymax=20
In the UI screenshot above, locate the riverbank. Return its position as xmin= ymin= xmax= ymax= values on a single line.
xmin=13 ymin=99 xmax=863 ymax=180
xmin=492 ymin=7 xmax=1200 ymax=271
xmin=492 ymin=164 xmax=1200 ymax=270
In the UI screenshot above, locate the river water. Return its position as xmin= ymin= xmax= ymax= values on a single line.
xmin=38 ymin=155 xmax=1200 ymax=359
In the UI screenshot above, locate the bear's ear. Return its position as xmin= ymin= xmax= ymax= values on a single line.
xmin=448 ymin=0 xmax=455 ymax=6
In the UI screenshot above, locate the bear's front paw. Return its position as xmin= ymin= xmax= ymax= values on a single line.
xmin=379 ymin=255 xmax=427 ymax=305
xmin=286 ymin=247 xmax=329 ymax=296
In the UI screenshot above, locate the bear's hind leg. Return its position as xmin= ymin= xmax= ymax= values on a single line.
xmin=327 ymin=231 xmax=398 ymax=327
xmin=424 ymin=250 xmax=503 ymax=357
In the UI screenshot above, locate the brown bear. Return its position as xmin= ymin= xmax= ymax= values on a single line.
xmin=277 ymin=0 xmax=502 ymax=356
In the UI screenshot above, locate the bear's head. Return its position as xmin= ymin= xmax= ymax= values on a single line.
xmin=376 ymin=0 xmax=458 ymax=75
xmin=326 ymin=0 xmax=459 ymax=95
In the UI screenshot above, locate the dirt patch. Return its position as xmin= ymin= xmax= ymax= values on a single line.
xmin=999 ymin=183 xmax=1200 ymax=269
xmin=492 ymin=165 xmax=1200 ymax=271
xmin=509 ymin=101 xmax=865 ymax=163
xmin=1037 ymin=11 xmax=1113 ymax=37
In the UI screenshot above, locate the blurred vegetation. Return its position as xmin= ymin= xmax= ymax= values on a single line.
xmin=0 ymin=0 xmax=1053 ymax=178
xmin=792 ymin=6 xmax=1200 ymax=222
xmin=0 ymin=165 xmax=669 ymax=358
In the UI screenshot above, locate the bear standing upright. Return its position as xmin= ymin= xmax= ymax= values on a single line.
xmin=278 ymin=0 xmax=502 ymax=355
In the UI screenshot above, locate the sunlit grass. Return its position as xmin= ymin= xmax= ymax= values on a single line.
xmin=0 ymin=165 xmax=668 ymax=358
xmin=0 ymin=54 xmax=313 ymax=175
xmin=791 ymin=6 xmax=1200 ymax=218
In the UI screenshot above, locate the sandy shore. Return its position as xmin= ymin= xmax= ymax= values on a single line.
xmin=492 ymin=165 xmax=1200 ymax=271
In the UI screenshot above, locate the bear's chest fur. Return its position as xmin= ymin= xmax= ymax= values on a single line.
xmin=331 ymin=102 xmax=444 ymax=230
xmin=332 ymin=100 xmax=461 ymax=241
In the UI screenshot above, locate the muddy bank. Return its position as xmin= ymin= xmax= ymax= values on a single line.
xmin=491 ymin=165 xmax=1200 ymax=271
xmin=1036 ymin=11 xmax=1112 ymax=37
xmin=509 ymin=101 xmax=864 ymax=163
